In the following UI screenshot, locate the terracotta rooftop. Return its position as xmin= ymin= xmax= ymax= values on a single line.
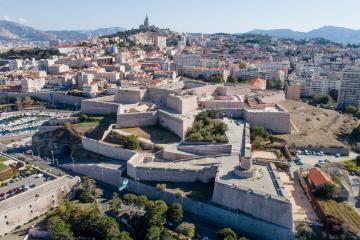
xmin=308 ymin=168 xmax=331 ymax=188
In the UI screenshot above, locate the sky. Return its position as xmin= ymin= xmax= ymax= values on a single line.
xmin=1 ymin=0 xmax=360 ymax=33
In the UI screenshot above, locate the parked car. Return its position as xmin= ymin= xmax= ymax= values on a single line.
xmin=295 ymin=160 xmax=303 ymax=165
xmin=318 ymin=160 xmax=325 ymax=165
xmin=335 ymin=153 xmax=341 ymax=158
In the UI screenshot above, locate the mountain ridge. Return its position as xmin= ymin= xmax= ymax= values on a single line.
xmin=247 ymin=26 xmax=360 ymax=44
xmin=0 ymin=20 xmax=126 ymax=41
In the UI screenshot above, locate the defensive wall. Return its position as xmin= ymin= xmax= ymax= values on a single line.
xmin=81 ymin=96 xmax=120 ymax=115
xmin=127 ymin=178 xmax=294 ymax=240
xmin=199 ymin=99 xmax=244 ymax=110
xmin=116 ymin=111 xmax=158 ymax=128
xmin=243 ymin=105 xmax=291 ymax=134
xmin=81 ymin=137 xmax=136 ymax=161
xmin=127 ymin=156 xmax=218 ymax=183
xmin=114 ymin=88 xmax=147 ymax=104
xmin=1 ymin=92 xmax=85 ymax=107
xmin=0 ymin=176 xmax=80 ymax=237
xmin=166 ymin=94 xmax=198 ymax=114
xmin=61 ymin=161 xmax=293 ymax=240
xmin=158 ymin=110 xmax=195 ymax=139
xmin=212 ymin=181 xmax=293 ymax=229
xmin=146 ymin=88 xmax=174 ymax=106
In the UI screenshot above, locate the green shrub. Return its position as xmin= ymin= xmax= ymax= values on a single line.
xmin=216 ymin=227 xmax=237 ymax=240
xmin=186 ymin=111 xmax=228 ymax=143
xmin=123 ymin=135 xmax=140 ymax=150
xmin=313 ymin=182 xmax=340 ymax=200
xmin=252 ymin=126 xmax=270 ymax=140
xmin=175 ymin=222 xmax=195 ymax=238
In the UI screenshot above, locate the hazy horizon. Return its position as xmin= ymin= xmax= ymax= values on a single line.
xmin=1 ymin=0 xmax=360 ymax=33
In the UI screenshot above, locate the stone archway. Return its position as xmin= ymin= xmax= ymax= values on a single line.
xmin=59 ymin=144 xmax=72 ymax=158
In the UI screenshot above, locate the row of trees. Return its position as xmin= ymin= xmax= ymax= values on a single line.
xmin=0 ymin=48 xmax=60 ymax=59
xmin=47 ymin=201 xmax=131 ymax=240
xmin=118 ymin=193 xmax=191 ymax=239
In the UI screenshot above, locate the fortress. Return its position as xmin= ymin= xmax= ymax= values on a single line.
xmin=62 ymin=78 xmax=294 ymax=239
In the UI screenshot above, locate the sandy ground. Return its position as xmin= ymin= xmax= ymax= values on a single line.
xmin=278 ymin=100 xmax=359 ymax=148
xmin=278 ymin=171 xmax=320 ymax=223
xmin=252 ymin=150 xmax=277 ymax=159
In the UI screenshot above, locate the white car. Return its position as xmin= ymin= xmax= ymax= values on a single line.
xmin=318 ymin=160 xmax=325 ymax=165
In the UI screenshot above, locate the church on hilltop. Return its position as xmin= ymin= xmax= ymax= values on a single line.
xmin=139 ymin=14 xmax=158 ymax=30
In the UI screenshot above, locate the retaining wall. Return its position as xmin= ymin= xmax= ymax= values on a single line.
xmin=81 ymin=137 xmax=136 ymax=161
xmin=178 ymin=143 xmax=232 ymax=155
xmin=0 ymin=176 xmax=80 ymax=237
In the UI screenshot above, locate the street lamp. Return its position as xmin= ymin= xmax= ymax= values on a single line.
xmin=36 ymin=147 xmax=40 ymax=159
xmin=51 ymin=150 xmax=55 ymax=166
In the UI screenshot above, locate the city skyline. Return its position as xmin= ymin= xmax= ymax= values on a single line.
xmin=1 ymin=0 xmax=360 ymax=33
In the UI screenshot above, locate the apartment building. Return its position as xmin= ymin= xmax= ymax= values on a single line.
xmin=337 ymin=65 xmax=360 ymax=109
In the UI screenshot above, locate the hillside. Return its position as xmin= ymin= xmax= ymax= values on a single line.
xmin=0 ymin=20 xmax=125 ymax=41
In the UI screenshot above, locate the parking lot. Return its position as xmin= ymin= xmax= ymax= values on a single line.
xmin=292 ymin=150 xmax=358 ymax=170
xmin=0 ymin=174 xmax=52 ymax=200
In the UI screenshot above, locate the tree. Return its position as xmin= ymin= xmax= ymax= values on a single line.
xmin=295 ymin=223 xmax=313 ymax=240
xmin=349 ymin=125 xmax=360 ymax=143
xmin=166 ymin=203 xmax=183 ymax=223
xmin=119 ymin=231 xmax=133 ymax=240
xmin=329 ymin=89 xmax=339 ymax=101
xmin=216 ymin=227 xmax=237 ymax=240
xmin=160 ymin=229 xmax=178 ymax=240
xmin=145 ymin=226 xmax=161 ymax=240
xmin=239 ymin=62 xmax=247 ymax=69
xmin=312 ymin=95 xmax=332 ymax=105
xmin=47 ymin=215 xmax=74 ymax=240
xmin=356 ymin=156 xmax=360 ymax=166
xmin=314 ymin=182 xmax=340 ymax=200
xmin=78 ymin=176 xmax=98 ymax=203
xmin=79 ymin=114 xmax=89 ymax=122
xmin=144 ymin=200 xmax=168 ymax=228
xmin=109 ymin=192 xmax=122 ymax=215
xmin=345 ymin=105 xmax=357 ymax=114
xmin=210 ymin=74 xmax=224 ymax=83
xmin=175 ymin=222 xmax=195 ymax=239
xmin=227 ymin=75 xmax=237 ymax=83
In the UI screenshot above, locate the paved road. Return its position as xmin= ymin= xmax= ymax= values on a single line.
xmin=0 ymin=174 xmax=49 ymax=198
